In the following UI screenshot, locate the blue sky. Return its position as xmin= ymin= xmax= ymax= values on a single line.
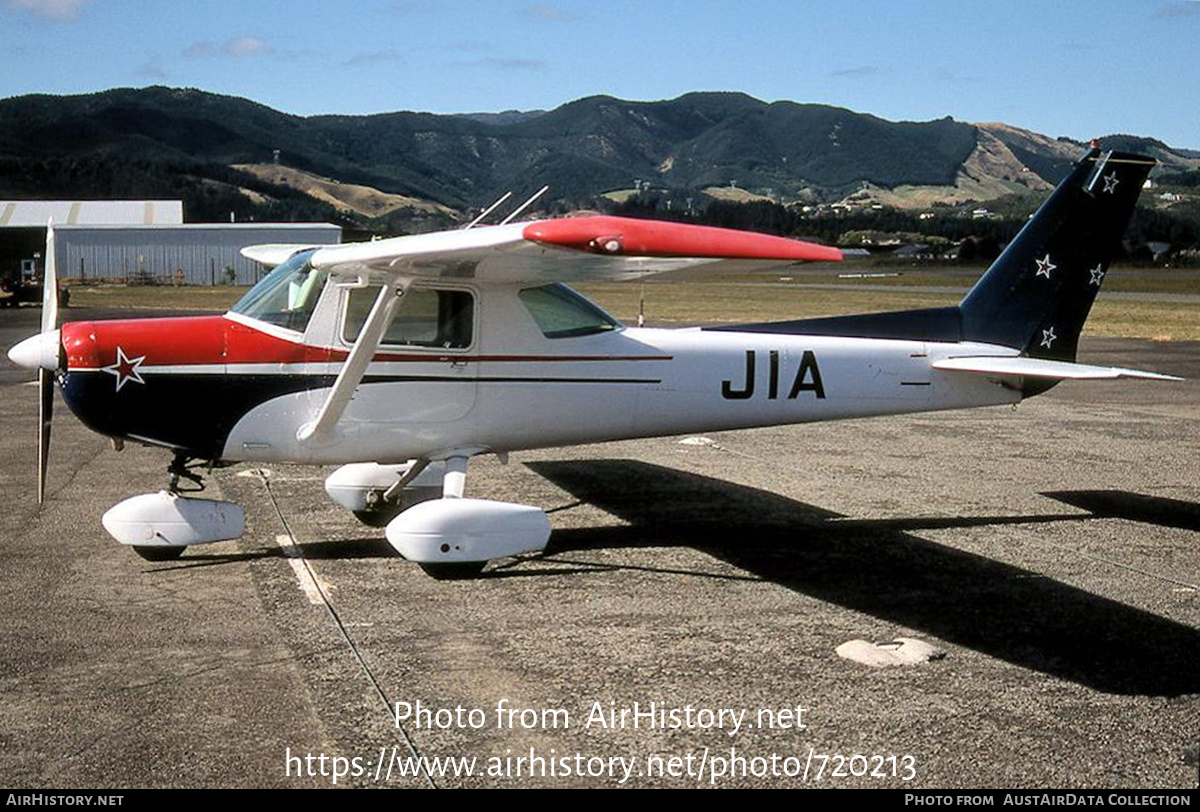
xmin=1 ymin=0 xmax=1197 ymax=149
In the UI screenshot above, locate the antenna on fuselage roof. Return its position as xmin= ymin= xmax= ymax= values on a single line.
xmin=463 ymin=191 xmax=513 ymax=230
xmin=499 ymin=185 xmax=549 ymax=226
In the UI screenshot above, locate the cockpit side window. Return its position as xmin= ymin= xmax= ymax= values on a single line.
xmin=519 ymin=283 xmax=621 ymax=338
xmin=230 ymin=250 xmax=326 ymax=333
xmin=342 ymin=286 xmax=474 ymax=349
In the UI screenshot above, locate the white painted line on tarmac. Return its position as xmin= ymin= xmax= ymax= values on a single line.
xmin=275 ymin=533 xmax=325 ymax=605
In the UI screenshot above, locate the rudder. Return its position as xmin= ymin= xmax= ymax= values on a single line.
xmin=958 ymin=148 xmax=1155 ymax=361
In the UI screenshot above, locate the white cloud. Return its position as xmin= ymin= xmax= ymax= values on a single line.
xmin=1153 ymin=1 xmax=1200 ymax=17
xmin=184 ymin=36 xmax=272 ymax=60
xmin=830 ymin=65 xmax=879 ymax=78
xmin=935 ymin=68 xmax=981 ymax=84
xmin=3 ymin=0 xmax=87 ymax=21
xmin=344 ymin=49 xmax=405 ymax=67
xmin=223 ymin=36 xmax=271 ymax=57
xmin=454 ymin=56 xmax=547 ymax=71
xmin=522 ymin=4 xmax=578 ymax=22
xmin=183 ymin=41 xmax=219 ymax=59
xmin=486 ymin=57 xmax=546 ymax=69
xmin=135 ymin=56 xmax=168 ymax=81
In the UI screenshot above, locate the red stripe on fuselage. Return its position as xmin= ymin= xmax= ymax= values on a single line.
xmin=62 ymin=314 xmax=673 ymax=371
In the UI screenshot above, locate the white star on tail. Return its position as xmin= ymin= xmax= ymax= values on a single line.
xmin=1040 ymin=327 xmax=1057 ymax=349
xmin=1035 ymin=254 xmax=1056 ymax=279
xmin=1102 ymin=172 xmax=1119 ymax=194
xmin=1089 ymin=264 xmax=1106 ymax=286
xmin=102 ymin=346 xmax=147 ymax=392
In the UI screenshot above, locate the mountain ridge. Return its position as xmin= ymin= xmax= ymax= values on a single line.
xmin=0 ymin=86 xmax=1196 ymax=230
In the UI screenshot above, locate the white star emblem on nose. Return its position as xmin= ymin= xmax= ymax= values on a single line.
xmin=101 ymin=346 xmax=147 ymax=392
xmin=1040 ymin=327 xmax=1057 ymax=349
xmin=1089 ymin=264 xmax=1106 ymax=286
xmin=1102 ymin=172 xmax=1119 ymax=194
xmin=1035 ymin=254 xmax=1056 ymax=279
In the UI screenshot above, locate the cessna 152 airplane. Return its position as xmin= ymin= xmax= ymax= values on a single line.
xmin=6 ymin=147 xmax=1180 ymax=577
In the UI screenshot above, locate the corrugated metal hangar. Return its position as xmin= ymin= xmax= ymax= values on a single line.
xmin=0 ymin=200 xmax=341 ymax=286
xmin=56 ymin=223 xmax=341 ymax=285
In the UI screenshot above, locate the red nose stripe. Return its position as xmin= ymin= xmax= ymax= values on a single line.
xmin=64 ymin=316 xmax=237 ymax=369
xmin=523 ymin=216 xmax=842 ymax=262
xmin=62 ymin=316 xmax=323 ymax=370
xmin=60 ymin=316 xmax=428 ymax=370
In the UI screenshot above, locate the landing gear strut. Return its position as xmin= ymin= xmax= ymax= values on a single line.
xmin=166 ymin=452 xmax=208 ymax=494
xmin=324 ymin=460 xmax=442 ymax=527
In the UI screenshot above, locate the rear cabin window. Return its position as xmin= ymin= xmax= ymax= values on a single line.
xmin=519 ymin=283 xmax=621 ymax=339
xmin=343 ymin=286 xmax=474 ymax=348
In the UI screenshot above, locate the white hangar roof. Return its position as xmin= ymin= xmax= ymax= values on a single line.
xmin=0 ymin=200 xmax=184 ymax=227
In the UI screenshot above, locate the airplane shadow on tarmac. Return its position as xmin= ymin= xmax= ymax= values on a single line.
xmin=526 ymin=459 xmax=1200 ymax=698
xmin=1042 ymin=490 xmax=1200 ymax=534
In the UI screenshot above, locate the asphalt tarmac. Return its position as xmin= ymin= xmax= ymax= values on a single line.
xmin=1 ymin=305 xmax=1196 ymax=789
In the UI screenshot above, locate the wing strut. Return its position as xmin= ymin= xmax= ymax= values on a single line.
xmin=297 ymin=280 xmax=407 ymax=446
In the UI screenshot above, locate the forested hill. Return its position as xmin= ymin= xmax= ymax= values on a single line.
xmin=0 ymin=86 xmax=1196 ymax=232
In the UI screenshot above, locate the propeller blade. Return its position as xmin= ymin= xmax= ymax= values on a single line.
xmin=38 ymin=367 xmax=53 ymax=504
xmin=41 ymin=219 xmax=59 ymax=334
xmin=36 ymin=220 xmax=59 ymax=505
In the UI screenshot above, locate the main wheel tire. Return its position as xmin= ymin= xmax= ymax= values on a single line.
xmin=418 ymin=561 xmax=487 ymax=580
xmin=132 ymin=545 xmax=186 ymax=562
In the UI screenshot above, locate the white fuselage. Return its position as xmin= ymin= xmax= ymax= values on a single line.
xmin=220 ymin=280 xmax=1021 ymax=465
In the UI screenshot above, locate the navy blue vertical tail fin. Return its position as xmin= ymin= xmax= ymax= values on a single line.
xmin=706 ymin=147 xmax=1160 ymax=372
xmin=958 ymin=148 xmax=1155 ymax=361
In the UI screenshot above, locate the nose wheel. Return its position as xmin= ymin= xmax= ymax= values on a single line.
xmin=125 ymin=454 xmax=230 ymax=562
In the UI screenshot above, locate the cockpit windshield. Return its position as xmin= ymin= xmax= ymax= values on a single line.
xmin=229 ymin=250 xmax=327 ymax=333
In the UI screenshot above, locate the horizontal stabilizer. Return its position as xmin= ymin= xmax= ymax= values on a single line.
xmin=933 ymin=356 xmax=1182 ymax=381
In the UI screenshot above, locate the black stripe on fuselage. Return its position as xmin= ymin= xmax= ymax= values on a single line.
xmin=61 ymin=371 xmax=335 ymax=458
